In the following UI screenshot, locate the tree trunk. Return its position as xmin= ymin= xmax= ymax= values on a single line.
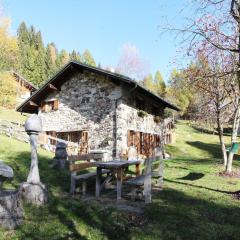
xmin=226 ymin=97 xmax=240 ymax=172
xmin=216 ymin=115 xmax=227 ymax=166
xmin=226 ymin=1 xmax=240 ymax=172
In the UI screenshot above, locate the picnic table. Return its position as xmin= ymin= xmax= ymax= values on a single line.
xmin=95 ymin=159 xmax=142 ymax=200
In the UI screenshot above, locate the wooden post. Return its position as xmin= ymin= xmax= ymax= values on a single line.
xmin=96 ymin=167 xmax=102 ymax=198
xmin=136 ymin=163 xmax=141 ymax=176
xmin=144 ymin=157 xmax=153 ymax=204
xmin=82 ymin=182 xmax=87 ymax=196
xmin=116 ymin=168 xmax=123 ymax=200
xmin=70 ymin=172 xmax=76 ymax=194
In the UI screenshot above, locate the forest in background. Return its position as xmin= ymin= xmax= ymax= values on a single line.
xmin=0 ymin=18 xmax=173 ymax=110
xmin=0 ymin=8 xmax=227 ymax=126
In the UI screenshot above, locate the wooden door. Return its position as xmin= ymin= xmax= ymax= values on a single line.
xmin=79 ymin=131 xmax=88 ymax=154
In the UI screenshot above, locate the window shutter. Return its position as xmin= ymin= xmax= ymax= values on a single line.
xmin=135 ymin=132 xmax=141 ymax=154
xmin=79 ymin=131 xmax=88 ymax=154
xmin=41 ymin=102 xmax=46 ymax=112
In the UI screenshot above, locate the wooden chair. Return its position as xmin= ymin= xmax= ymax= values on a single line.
xmin=69 ymin=154 xmax=110 ymax=195
xmin=152 ymin=147 xmax=164 ymax=186
xmin=124 ymin=157 xmax=153 ymax=203
xmin=124 ymin=148 xmax=164 ymax=203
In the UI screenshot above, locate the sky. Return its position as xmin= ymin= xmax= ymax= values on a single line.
xmin=2 ymin=0 xmax=189 ymax=82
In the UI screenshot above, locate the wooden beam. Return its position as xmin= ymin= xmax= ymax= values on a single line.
xmin=47 ymin=84 xmax=59 ymax=91
xmin=29 ymin=101 xmax=39 ymax=107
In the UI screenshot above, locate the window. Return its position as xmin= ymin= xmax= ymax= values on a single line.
xmin=41 ymin=100 xmax=59 ymax=113
xmin=127 ymin=130 xmax=161 ymax=156
xmin=127 ymin=130 xmax=135 ymax=146
xmin=45 ymin=131 xmax=89 ymax=154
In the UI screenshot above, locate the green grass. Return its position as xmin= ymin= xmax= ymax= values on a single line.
xmin=0 ymin=108 xmax=29 ymax=124
xmin=1 ymin=120 xmax=240 ymax=239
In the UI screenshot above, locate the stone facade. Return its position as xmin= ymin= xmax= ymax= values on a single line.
xmin=39 ymin=71 xmax=122 ymax=156
xmin=38 ymin=70 xmax=165 ymax=158
xmin=115 ymin=93 xmax=164 ymax=157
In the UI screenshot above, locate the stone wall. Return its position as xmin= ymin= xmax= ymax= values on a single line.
xmin=38 ymin=70 xmax=166 ymax=158
xmin=115 ymin=94 xmax=164 ymax=157
xmin=39 ymin=71 xmax=122 ymax=157
xmin=0 ymin=120 xmax=28 ymax=143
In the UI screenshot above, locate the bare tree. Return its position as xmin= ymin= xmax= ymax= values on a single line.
xmin=165 ymin=0 xmax=240 ymax=173
xmin=116 ymin=43 xmax=150 ymax=81
xmin=186 ymin=51 xmax=238 ymax=166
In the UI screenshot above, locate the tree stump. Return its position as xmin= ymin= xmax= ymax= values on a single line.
xmin=20 ymin=182 xmax=47 ymax=206
xmin=0 ymin=190 xmax=23 ymax=229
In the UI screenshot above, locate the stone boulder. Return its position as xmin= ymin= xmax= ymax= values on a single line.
xmin=20 ymin=182 xmax=47 ymax=206
xmin=0 ymin=190 xmax=23 ymax=229
xmin=0 ymin=162 xmax=23 ymax=229
xmin=0 ymin=161 xmax=14 ymax=187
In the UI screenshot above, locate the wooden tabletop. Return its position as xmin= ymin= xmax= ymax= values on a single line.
xmin=95 ymin=159 xmax=142 ymax=169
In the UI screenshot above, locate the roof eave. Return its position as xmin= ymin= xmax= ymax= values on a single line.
xmin=17 ymin=61 xmax=180 ymax=113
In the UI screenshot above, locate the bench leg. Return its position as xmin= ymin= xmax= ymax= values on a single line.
xmin=116 ymin=168 xmax=123 ymax=200
xmin=82 ymin=182 xmax=87 ymax=196
xmin=144 ymin=173 xmax=152 ymax=204
xmin=136 ymin=163 xmax=141 ymax=176
xmin=96 ymin=167 xmax=102 ymax=198
xmin=70 ymin=173 xmax=76 ymax=195
xmin=130 ymin=188 xmax=137 ymax=201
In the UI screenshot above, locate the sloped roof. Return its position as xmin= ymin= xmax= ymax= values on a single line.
xmin=17 ymin=61 xmax=180 ymax=113
xmin=11 ymin=71 xmax=37 ymax=91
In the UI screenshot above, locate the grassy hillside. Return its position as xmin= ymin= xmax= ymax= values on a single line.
xmin=0 ymin=121 xmax=240 ymax=239
xmin=0 ymin=108 xmax=29 ymax=124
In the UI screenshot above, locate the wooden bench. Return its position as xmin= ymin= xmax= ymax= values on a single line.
xmin=125 ymin=153 xmax=163 ymax=203
xmin=69 ymin=154 xmax=110 ymax=195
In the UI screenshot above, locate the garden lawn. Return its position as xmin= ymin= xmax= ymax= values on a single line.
xmin=0 ymin=120 xmax=240 ymax=239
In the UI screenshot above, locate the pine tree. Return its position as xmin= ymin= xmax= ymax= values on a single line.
xmin=17 ymin=22 xmax=29 ymax=46
xmin=17 ymin=23 xmax=50 ymax=86
xmin=70 ymin=50 xmax=81 ymax=62
xmin=17 ymin=22 xmax=34 ymax=82
xmin=29 ymin=25 xmax=36 ymax=47
xmin=33 ymin=31 xmax=47 ymax=86
xmin=45 ymin=43 xmax=57 ymax=78
xmin=17 ymin=23 xmax=46 ymax=86
xmin=154 ymin=71 xmax=166 ymax=97
xmin=56 ymin=49 xmax=69 ymax=68
xmin=143 ymin=74 xmax=155 ymax=92
xmin=82 ymin=49 xmax=96 ymax=67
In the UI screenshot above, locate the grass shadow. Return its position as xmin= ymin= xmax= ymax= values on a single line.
xmin=144 ymin=188 xmax=240 ymax=240
xmin=186 ymin=141 xmax=222 ymax=159
xmin=177 ymin=172 xmax=204 ymax=181
xmin=164 ymin=178 xmax=234 ymax=194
